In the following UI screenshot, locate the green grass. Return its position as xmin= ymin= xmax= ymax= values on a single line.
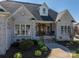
xmin=72 ymin=53 xmax=79 ymax=58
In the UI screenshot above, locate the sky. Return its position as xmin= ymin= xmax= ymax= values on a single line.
xmin=0 ymin=0 xmax=79 ymax=22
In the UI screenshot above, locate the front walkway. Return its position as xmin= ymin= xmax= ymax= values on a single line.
xmin=45 ymin=42 xmax=72 ymax=58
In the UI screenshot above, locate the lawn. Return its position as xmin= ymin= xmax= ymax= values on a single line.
xmin=56 ymin=41 xmax=79 ymax=58
xmin=0 ymin=39 xmax=50 ymax=58
xmin=72 ymin=53 xmax=79 ymax=58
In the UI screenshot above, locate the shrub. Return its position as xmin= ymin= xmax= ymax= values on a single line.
xmin=76 ymin=48 xmax=79 ymax=53
xmin=73 ymin=41 xmax=79 ymax=45
xmin=38 ymin=40 xmax=45 ymax=47
xmin=14 ymin=52 xmax=22 ymax=58
xmin=34 ymin=50 xmax=42 ymax=57
xmin=32 ymin=40 xmax=38 ymax=46
xmin=19 ymin=40 xmax=34 ymax=51
xmin=40 ymin=46 xmax=48 ymax=52
xmin=11 ymin=42 xmax=19 ymax=47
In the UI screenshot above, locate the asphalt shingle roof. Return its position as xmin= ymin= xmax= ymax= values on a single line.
xmin=0 ymin=1 xmax=58 ymax=21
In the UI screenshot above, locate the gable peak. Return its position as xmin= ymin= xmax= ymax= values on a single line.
xmin=42 ymin=2 xmax=48 ymax=8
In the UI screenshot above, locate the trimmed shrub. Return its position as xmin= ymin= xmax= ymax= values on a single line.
xmin=73 ymin=41 xmax=79 ymax=45
xmin=19 ymin=40 xmax=34 ymax=51
xmin=40 ymin=46 xmax=48 ymax=52
xmin=34 ymin=50 xmax=42 ymax=57
xmin=76 ymin=49 xmax=79 ymax=53
xmin=32 ymin=40 xmax=38 ymax=46
xmin=38 ymin=40 xmax=45 ymax=47
xmin=14 ymin=52 xmax=22 ymax=58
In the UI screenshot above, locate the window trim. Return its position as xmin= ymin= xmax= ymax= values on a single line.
xmin=43 ymin=8 xmax=46 ymax=14
xmin=14 ymin=24 xmax=30 ymax=36
xmin=61 ymin=26 xmax=64 ymax=34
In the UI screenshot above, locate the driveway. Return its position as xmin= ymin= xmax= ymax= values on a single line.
xmin=45 ymin=43 xmax=72 ymax=58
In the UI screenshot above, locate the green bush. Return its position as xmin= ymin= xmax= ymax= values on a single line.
xmin=40 ymin=46 xmax=48 ymax=52
xmin=76 ymin=48 xmax=79 ymax=53
xmin=14 ymin=52 xmax=22 ymax=58
xmin=34 ymin=50 xmax=42 ymax=56
xmin=19 ymin=40 xmax=34 ymax=50
xmin=32 ymin=40 xmax=38 ymax=45
xmin=73 ymin=41 xmax=79 ymax=45
xmin=38 ymin=40 xmax=45 ymax=47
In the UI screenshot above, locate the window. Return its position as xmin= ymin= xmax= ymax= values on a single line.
xmin=61 ymin=26 xmax=64 ymax=34
xmin=26 ymin=25 xmax=30 ymax=35
xmin=61 ymin=26 xmax=71 ymax=34
xmin=65 ymin=26 xmax=67 ymax=33
xmin=15 ymin=24 xmax=30 ymax=36
xmin=15 ymin=24 xmax=20 ymax=35
xmin=68 ymin=26 xmax=71 ymax=33
xmin=43 ymin=8 xmax=46 ymax=14
xmin=21 ymin=24 xmax=25 ymax=35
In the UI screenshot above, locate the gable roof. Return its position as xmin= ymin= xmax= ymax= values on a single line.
xmin=0 ymin=1 xmax=58 ymax=21
xmin=56 ymin=10 xmax=75 ymax=22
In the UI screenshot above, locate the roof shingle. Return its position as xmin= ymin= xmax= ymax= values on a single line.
xmin=0 ymin=1 xmax=58 ymax=21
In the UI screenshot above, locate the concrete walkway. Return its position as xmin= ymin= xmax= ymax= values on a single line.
xmin=45 ymin=43 xmax=72 ymax=58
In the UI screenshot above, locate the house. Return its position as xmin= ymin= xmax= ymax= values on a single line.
xmin=74 ymin=23 xmax=79 ymax=35
xmin=0 ymin=1 xmax=75 ymax=55
xmin=74 ymin=23 xmax=79 ymax=39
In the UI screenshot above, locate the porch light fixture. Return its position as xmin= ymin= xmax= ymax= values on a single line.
xmin=71 ymin=20 xmax=75 ymax=22
xmin=0 ymin=9 xmax=5 ymax=12
xmin=21 ymin=12 xmax=25 ymax=16
xmin=58 ymin=19 xmax=61 ymax=22
xmin=31 ymin=18 xmax=35 ymax=20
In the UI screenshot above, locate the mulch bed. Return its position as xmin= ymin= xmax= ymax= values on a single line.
xmin=0 ymin=43 xmax=50 ymax=58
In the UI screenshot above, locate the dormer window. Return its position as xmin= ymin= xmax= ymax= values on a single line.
xmin=43 ymin=8 xmax=46 ymax=14
xmin=39 ymin=2 xmax=48 ymax=16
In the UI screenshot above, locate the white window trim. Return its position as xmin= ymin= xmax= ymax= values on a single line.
xmin=14 ymin=24 xmax=30 ymax=36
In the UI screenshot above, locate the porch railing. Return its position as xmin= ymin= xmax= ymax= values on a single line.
xmin=36 ymin=31 xmax=55 ymax=36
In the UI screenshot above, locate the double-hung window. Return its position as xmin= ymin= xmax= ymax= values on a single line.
xmin=43 ymin=8 xmax=46 ymax=14
xmin=68 ymin=26 xmax=71 ymax=33
xmin=65 ymin=26 xmax=67 ymax=33
xmin=15 ymin=24 xmax=30 ymax=36
xmin=61 ymin=26 xmax=64 ymax=34
xmin=21 ymin=24 xmax=25 ymax=35
xmin=26 ymin=25 xmax=30 ymax=35
xmin=15 ymin=24 xmax=20 ymax=35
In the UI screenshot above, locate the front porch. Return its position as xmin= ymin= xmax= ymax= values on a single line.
xmin=14 ymin=21 xmax=56 ymax=40
xmin=36 ymin=23 xmax=55 ymax=36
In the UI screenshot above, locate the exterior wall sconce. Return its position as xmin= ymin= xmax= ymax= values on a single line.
xmin=31 ymin=18 xmax=35 ymax=20
xmin=58 ymin=19 xmax=61 ymax=22
xmin=22 ymin=12 xmax=25 ymax=16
